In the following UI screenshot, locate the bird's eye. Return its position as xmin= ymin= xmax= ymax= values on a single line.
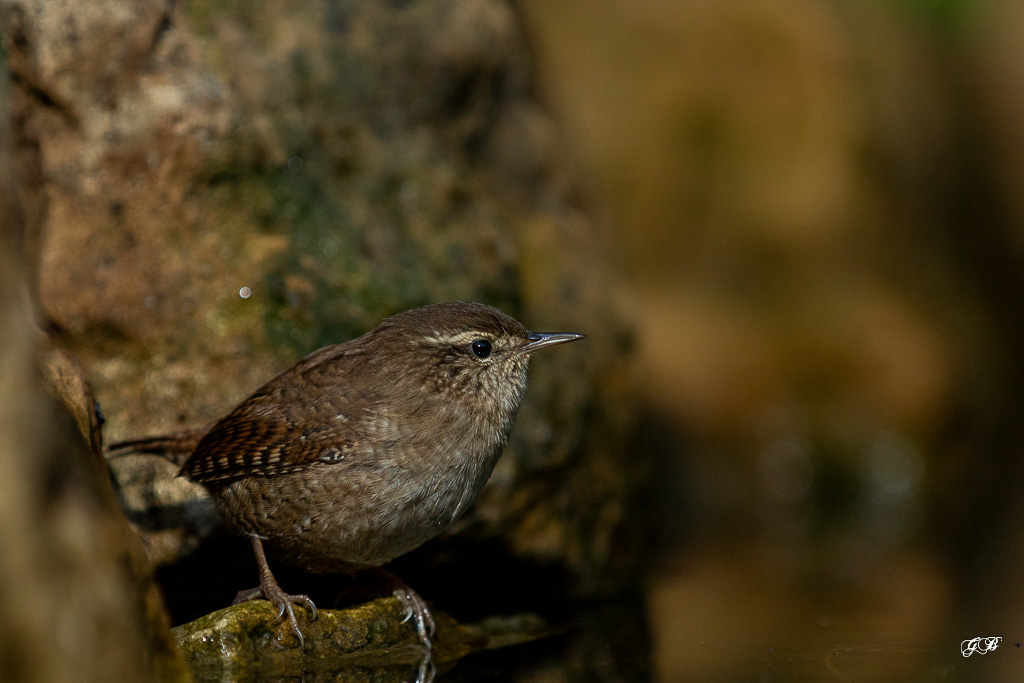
xmin=470 ymin=339 xmax=492 ymax=359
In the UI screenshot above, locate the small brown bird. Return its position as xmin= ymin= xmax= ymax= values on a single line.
xmin=109 ymin=301 xmax=584 ymax=648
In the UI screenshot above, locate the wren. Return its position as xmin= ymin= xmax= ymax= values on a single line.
xmin=109 ymin=301 xmax=584 ymax=648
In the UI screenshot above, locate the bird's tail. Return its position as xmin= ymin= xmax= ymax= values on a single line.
xmin=106 ymin=427 xmax=209 ymax=467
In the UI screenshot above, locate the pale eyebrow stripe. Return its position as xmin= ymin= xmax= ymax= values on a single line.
xmin=422 ymin=331 xmax=488 ymax=346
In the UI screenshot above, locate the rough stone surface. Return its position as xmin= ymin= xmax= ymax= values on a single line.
xmin=2 ymin=0 xmax=638 ymax=597
xmin=174 ymin=598 xmax=485 ymax=677
xmin=0 ymin=50 xmax=188 ymax=683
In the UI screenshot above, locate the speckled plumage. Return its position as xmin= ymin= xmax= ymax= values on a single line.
xmin=110 ymin=301 xmax=584 ymax=648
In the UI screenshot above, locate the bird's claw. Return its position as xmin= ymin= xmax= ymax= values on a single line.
xmin=234 ymin=585 xmax=318 ymax=649
xmin=393 ymin=585 xmax=436 ymax=649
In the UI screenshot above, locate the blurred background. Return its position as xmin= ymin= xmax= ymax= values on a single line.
xmin=8 ymin=0 xmax=1024 ymax=680
xmin=516 ymin=0 xmax=1024 ymax=679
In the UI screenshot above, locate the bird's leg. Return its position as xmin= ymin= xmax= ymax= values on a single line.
xmin=234 ymin=535 xmax=318 ymax=647
xmin=368 ymin=567 xmax=437 ymax=649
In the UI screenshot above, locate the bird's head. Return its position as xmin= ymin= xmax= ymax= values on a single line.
xmin=369 ymin=301 xmax=584 ymax=421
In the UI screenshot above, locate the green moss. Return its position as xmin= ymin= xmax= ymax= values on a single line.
xmin=173 ymin=597 xmax=489 ymax=678
xmin=186 ymin=0 xmax=265 ymax=40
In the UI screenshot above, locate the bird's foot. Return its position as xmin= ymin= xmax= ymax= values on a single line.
xmin=368 ymin=568 xmax=436 ymax=649
xmin=394 ymin=583 xmax=436 ymax=649
xmin=234 ymin=582 xmax=318 ymax=648
xmin=237 ymin=536 xmax=318 ymax=648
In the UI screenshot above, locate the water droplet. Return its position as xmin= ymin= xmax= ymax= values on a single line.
xmin=319 ymin=236 xmax=338 ymax=257
xmin=239 ymin=286 xmax=252 ymax=299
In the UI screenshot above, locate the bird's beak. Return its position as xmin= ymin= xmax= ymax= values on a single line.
xmin=523 ymin=332 xmax=586 ymax=353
